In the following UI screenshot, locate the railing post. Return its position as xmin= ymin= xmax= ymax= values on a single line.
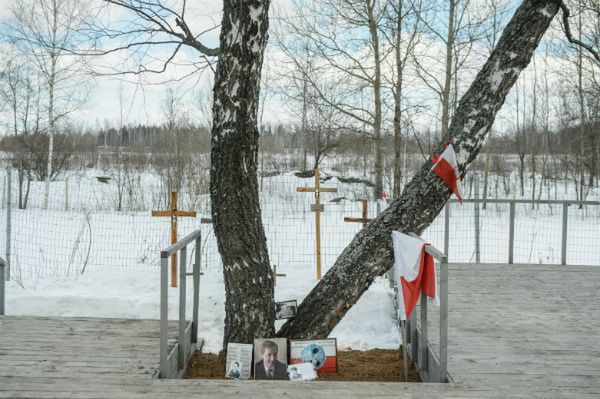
xmin=178 ymin=246 xmax=187 ymax=369
xmin=509 ymin=201 xmax=515 ymax=264
xmin=420 ymin=290 xmax=428 ymax=379
xmin=192 ymin=235 xmax=201 ymax=344
xmin=6 ymin=168 xmax=11 ymax=280
xmin=561 ymin=203 xmax=568 ymax=265
xmin=444 ymin=203 xmax=450 ymax=259
xmin=160 ymin=254 xmax=169 ymax=378
xmin=439 ymin=255 xmax=448 ymax=382
xmin=474 ymin=175 xmax=480 ymax=263
xmin=409 ymin=309 xmax=418 ymax=362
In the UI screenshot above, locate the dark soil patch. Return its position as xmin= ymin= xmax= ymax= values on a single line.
xmin=184 ymin=348 xmax=421 ymax=382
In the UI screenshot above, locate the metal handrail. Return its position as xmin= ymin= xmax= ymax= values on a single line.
xmin=405 ymin=234 xmax=448 ymax=383
xmin=159 ymin=229 xmax=201 ymax=378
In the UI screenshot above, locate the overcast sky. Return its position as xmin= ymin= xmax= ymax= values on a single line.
xmin=0 ymin=0 xmax=592 ymax=135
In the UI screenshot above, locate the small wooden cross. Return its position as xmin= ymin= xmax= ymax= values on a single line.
xmin=344 ymin=199 xmax=372 ymax=227
xmin=152 ymin=192 xmax=197 ymax=287
xmin=296 ymin=169 xmax=337 ymax=280
xmin=271 ymin=264 xmax=286 ymax=287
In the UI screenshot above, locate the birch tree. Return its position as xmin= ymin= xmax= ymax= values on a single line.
xmin=279 ymin=0 xmax=569 ymax=339
xmin=3 ymin=0 xmax=91 ymax=209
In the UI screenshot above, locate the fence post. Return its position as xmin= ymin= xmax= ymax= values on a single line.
xmin=0 ymin=257 xmax=5 ymax=315
xmin=178 ymin=246 xmax=187 ymax=369
xmin=474 ymin=174 xmax=480 ymax=263
xmin=444 ymin=203 xmax=450 ymax=258
xmin=160 ymin=253 xmax=169 ymax=378
xmin=5 ymin=168 xmax=11 ymax=280
xmin=561 ymin=203 xmax=568 ymax=265
xmin=508 ymin=201 xmax=515 ymax=264
xmin=192 ymin=234 xmax=201 ymax=344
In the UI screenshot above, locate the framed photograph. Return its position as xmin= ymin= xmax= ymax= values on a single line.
xmin=275 ymin=300 xmax=297 ymax=320
xmin=288 ymin=362 xmax=318 ymax=381
xmin=290 ymin=338 xmax=338 ymax=373
xmin=253 ymin=338 xmax=288 ymax=380
xmin=225 ymin=343 xmax=253 ymax=380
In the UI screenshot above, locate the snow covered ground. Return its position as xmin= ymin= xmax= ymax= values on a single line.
xmin=1 ymin=164 xmax=598 ymax=352
xmin=3 ymin=267 xmax=399 ymax=353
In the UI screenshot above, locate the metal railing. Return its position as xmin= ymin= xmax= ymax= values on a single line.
xmin=159 ymin=229 xmax=201 ymax=378
xmin=445 ymin=199 xmax=600 ymax=265
xmin=403 ymin=236 xmax=449 ymax=383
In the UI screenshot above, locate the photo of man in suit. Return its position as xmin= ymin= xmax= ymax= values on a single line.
xmin=254 ymin=340 xmax=288 ymax=380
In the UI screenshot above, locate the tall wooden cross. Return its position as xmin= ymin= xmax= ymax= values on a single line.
xmin=152 ymin=192 xmax=197 ymax=287
xmin=343 ymin=199 xmax=372 ymax=227
xmin=296 ymin=169 xmax=337 ymax=280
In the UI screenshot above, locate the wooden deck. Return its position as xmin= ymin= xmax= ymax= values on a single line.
xmin=1 ymin=263 xmax=600 ymax=398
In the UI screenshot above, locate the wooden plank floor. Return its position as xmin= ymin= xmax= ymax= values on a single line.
xmin=423 ymin=263 xmax=600 ymax=397
xmin=1 ymin=263 xmax=599 ymax=398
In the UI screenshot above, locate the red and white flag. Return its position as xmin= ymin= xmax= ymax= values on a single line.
xmin=392 ymin=231 xmax=438 ymax=320
xmin=432 ymin=144 xmax=463 ymax=204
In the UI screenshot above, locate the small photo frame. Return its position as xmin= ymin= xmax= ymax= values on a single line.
xmin=288 ymin=362 xmax=317 ymax=381
xmin=225 ymin=343 xmax=253 ymax=380
xmin=290 ymin=338 xmax=338 ymax=373
xmin=253 ymin=338 xmax=288 ymax=380
xmin=275 ymin=300 xmax=297 ymax=320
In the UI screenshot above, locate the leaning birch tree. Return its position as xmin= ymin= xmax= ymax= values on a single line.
xmin=279 ymin=0 xmax=581 ymax=338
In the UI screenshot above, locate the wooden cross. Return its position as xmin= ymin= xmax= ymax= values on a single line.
xmin=271 ymin=264 xmax=286 ymax=287
xmin=344 ymin=199 xmax=372 ymax=227
xmin=296 ymin=169 xmax=337 ymax=280
xmin=152 ymin=192 xmax=197 ymax=287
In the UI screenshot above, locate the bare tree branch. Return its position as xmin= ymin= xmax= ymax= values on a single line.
xmin=559 ymin=0 xmax=600 ymax=62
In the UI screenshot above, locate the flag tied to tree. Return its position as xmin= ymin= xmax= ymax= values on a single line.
xmin=392 ymin=231 xmax=438 ymax=320
xmin=431 ymin=143 xmax=463 ymax=204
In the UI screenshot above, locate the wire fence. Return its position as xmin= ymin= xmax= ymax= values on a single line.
xmin=0 ymin=169 xmax=372 ymax=282
xmin=423 ymin=200 xmax=600 ymax=266
xmin=1 ymin=167 xmax=599 ymax=284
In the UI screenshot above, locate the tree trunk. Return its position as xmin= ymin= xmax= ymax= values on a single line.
xmin=279 ymin=0 xmax=559 ymax=339
xmin=301 ymin=75 xmax=308 ymax=171
xmin=44 ymin=57 xmax=56 ymax=209
xmin=393 ymin=0 xmax=404 ymax=199
xmin=441 ymin=0 xmax=456 ymax=135
xmin=210 ymin=0 xmax=275 ymax=346
xmin=368 ymin=0 xmax=384 ymax=200
xmin=518 ymin=153 xmax=525 ymax=196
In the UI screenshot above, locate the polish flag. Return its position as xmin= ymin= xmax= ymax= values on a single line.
xmin=432 ymin=144 xmax=463 ymax=204
xmin=392 ymin=231 xmax=438 ymax=320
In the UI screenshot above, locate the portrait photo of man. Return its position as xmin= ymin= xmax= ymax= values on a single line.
xmin=253 ymin=339 xmax=288 ymax=380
